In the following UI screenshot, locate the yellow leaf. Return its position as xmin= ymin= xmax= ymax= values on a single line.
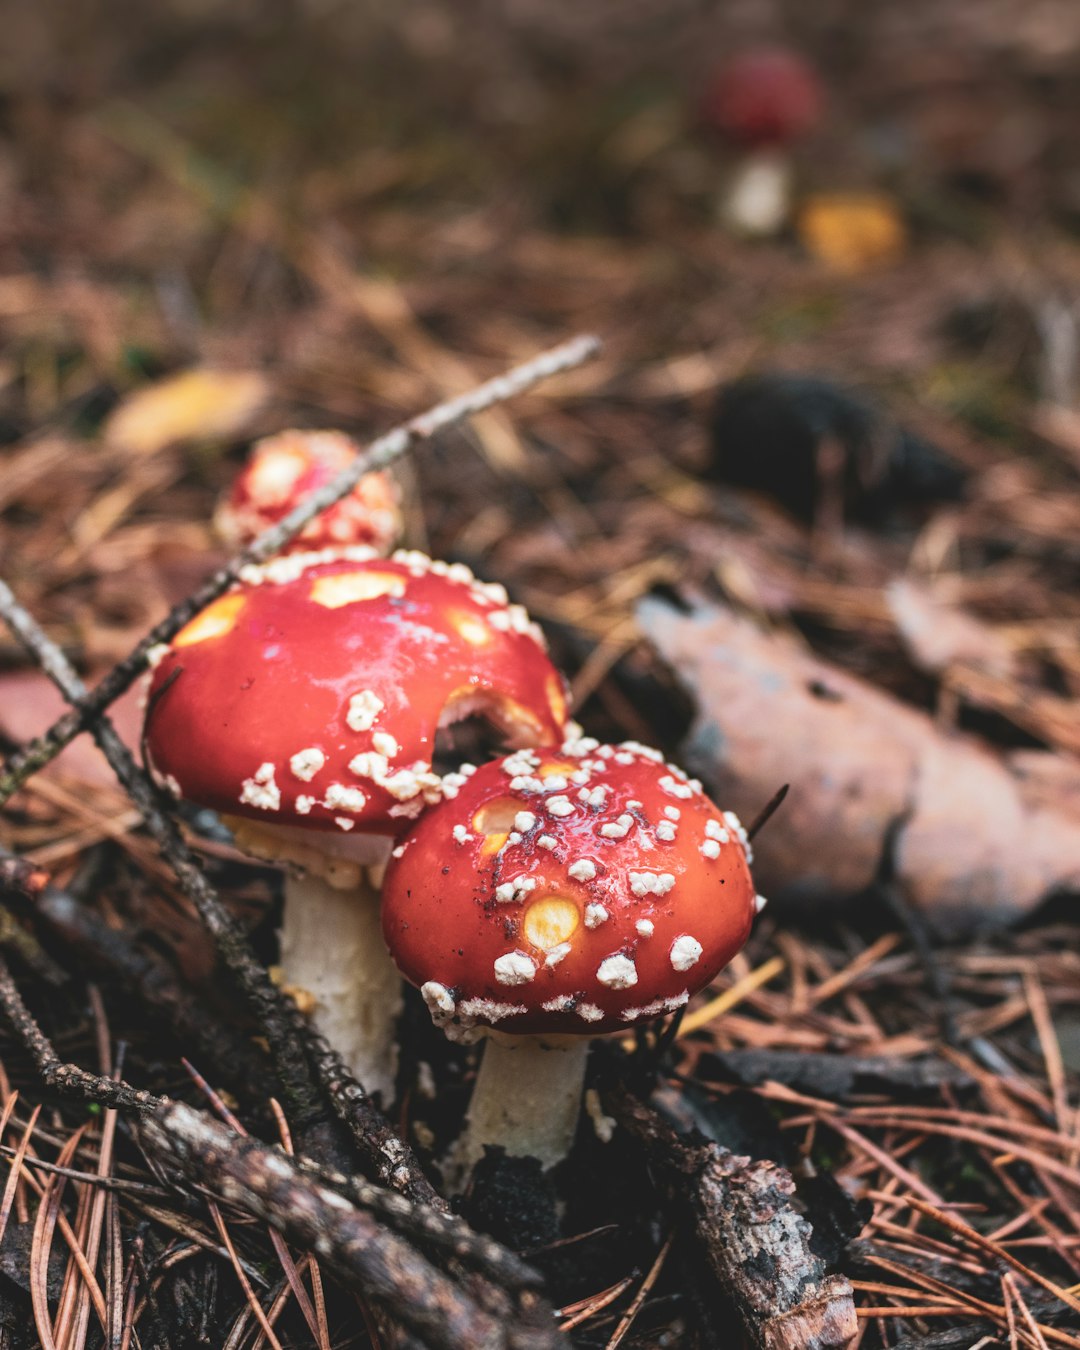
xmin=103 ymin=368 xmax=270 ymax=455
xmin=797 ymin=192 xmax=906 ymax=274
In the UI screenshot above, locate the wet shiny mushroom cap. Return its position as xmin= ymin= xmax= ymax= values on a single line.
xmin=381 ymin=739 xmax=758 ymax=1037
xmin=143 ymin=549 xmax=570 ymax=836
xmin=215 ymin=429 xmax=403 ymax=554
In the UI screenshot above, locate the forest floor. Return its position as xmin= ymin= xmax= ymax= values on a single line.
xmin=0 ymin=3 xmax=1079 ymax=1346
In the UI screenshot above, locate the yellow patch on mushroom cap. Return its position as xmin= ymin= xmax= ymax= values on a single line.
xmin=473 ymin=797 xmax=521 ymax=855
xmin=545 ymin=674 xmax=568 ymax=729
xmin=540 ymin=759 xmax=576 ymax=779
xmin=450 ymin=613 xmax=491 ymax=646
xmin=309 ymin=570 xmax=406 ymax=608
xmin=173 ymin=593 xmax=247 ymax=647
xmin=247 ymin=447 xmax=307 ymax=502
xmin=523 ymin=896 xmax=580 ymax=951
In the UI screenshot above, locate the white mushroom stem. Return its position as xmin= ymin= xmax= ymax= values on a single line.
xmin=279 ymin=868 xmax=401 ymax=1105
xmin=721 ymin=149 xmax=793 ymax=238
xmin=447 ymin=1034 xmax=589 ymax=1187
xmin=225 ymin=816 xmax=401 ymax=1106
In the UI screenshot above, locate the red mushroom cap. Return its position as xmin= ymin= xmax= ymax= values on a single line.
xmin=381 ymin=739 xmax=757 ymax=1037
xmin=215 ymin=429 xmax=403 ymax=555
xmin=701 ymin=47 xmax=823 ymax=150
xmin=144 ymin=550 xmax=569 ymax=836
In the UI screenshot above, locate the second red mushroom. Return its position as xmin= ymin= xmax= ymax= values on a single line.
xmin=382 ymin=737 xmax=761 ymax=1176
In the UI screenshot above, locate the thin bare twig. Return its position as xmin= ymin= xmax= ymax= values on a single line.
xmin=747 ymin=783 xmax=790 ymax=841
xmin=300 ymin=1030 xmax=446 ymax=1208
xmin=19 ymin=875 xmax=279 ymax=1106
xmin=139 ymin=1103 xmax=519 ymax=1350
xmin=0 ymin=954 xmax=157 ymax=1114
xmin=0 ymin=920 xmax=562 ymax=1343
xmin=0 ymin=918 xmax=539 ymax=1292
xmin=0 ymin=334 xmax=600 ymax=805
xmin=0 ymin=954 xmax=562 ymax=1350
xmin=0 ymin=577 xmax=334 ymax=1136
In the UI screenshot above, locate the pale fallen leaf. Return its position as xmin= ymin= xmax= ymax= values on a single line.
xmin=103 ymin=368 xmax=270 ymax=455
xmin=639 ymin=593 xmax=1080 ymax=934
xmin=1007 ymin=750 xmax=1080 ymax=819
xmin=886 ymin=577 xmax=1017 ymax=679
xmin=1033 ymin=402 xmax=1080 ymax=470
xmin=0 ymin=670 xmax=144 ymax=788
xmin=797 ymin=192 xmax=906 ymax=273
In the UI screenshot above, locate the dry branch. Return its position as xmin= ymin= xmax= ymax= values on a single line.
xmin=0 ymin=575 xmax=339 ymax=1138
xmin=0 ymin=947 xmax=562 ymax=1349
xmin=0 ymin=833 xmax=450 ymax=1220
xmin=301 ymin=1032 xmax=446 ymax=1209
xmin=139 ymin=1103 xmax=529 ymax=1350
xmin=8 ymin=863 xmax=279 ymax=1106
xmin=0 ymin=871 xmax=532 ymax=1288
xmin=604 ymin=1082 xmax=858 ymax=1350
xmin=0 ymin=856 xmax=550 ymax=1325
xmin=0 ymin=952 xmax=158 ymax=1115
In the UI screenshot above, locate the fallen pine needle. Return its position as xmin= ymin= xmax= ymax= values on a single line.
xmin=907 ymin=1196 xmax=1080 ymax=1317
xmin=558 ymin=1276 xmax=635 ymax=1332
xmin=677 ymin=956 xmax=786 ymax=1038
xmin=605 ymin=1232 xmax=674 ymax=1350
xmin=210 ymin=1202 xmax=285 ymax=1350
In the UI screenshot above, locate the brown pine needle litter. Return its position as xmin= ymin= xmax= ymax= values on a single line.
xmin=2 ymin=366 xmax=1080 ymax=1345
xmin=1 ymin=9 xmax=1080 ymax=1343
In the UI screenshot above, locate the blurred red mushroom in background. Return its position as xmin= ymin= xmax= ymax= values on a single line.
xmin=142 ymin=549 xmax=570 ymax=1102
xmin=382 ymin=738 xmax=760 ymax=1182
xmin=215 ymin=428 xmax=404 ymax=555
xmin=700 ymin=46 xmax=824 ymax=237
xmin=702 ymin=47 xmax=823 ymax=150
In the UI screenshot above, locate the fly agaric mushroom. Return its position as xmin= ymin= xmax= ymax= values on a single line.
xmin=143 ymin=548 xmax=570 ymax=1102
xmin=215 ymin=429 xmax=404 ymax=555
xmin=700 ymin=46 xmax=824 ymax=238
xmin=381 ymin=737 xmax=761 ymax=1177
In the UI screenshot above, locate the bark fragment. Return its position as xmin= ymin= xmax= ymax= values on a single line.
xmin=604 ymin=1083 xmax=858 ymax=1350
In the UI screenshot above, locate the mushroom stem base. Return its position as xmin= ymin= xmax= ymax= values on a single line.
xmin=279 ymin=868 xmax=401 ymax=1106
xmin=446 ymin=1035 xmax=589 ymax=1188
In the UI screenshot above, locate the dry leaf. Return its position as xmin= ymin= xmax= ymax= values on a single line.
xmin=886 ymin=577 xmax=1017 ymax=679
xmin=103 ymin=368 xmax=270 ymax=456
xmin=639 ymin=593 xmax=1080 ymax=934
xmin=797 ymin=192 xmax=906 ymax=273
xmin=0 ymin=670 xmax=144 ymax=788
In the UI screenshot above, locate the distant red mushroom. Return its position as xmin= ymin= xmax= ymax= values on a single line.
xmin=215 ymin=429 xmax=404 ymax=555
xmin=143 ymin=549 xmax=570 ymax=1102
xmin=700 ymin=46 xmax=824 ymax=238
xmin=702 ymin=47 xmax=823 ymax=151
xmin=381 ymin=737 xmax=761 ymax=1176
